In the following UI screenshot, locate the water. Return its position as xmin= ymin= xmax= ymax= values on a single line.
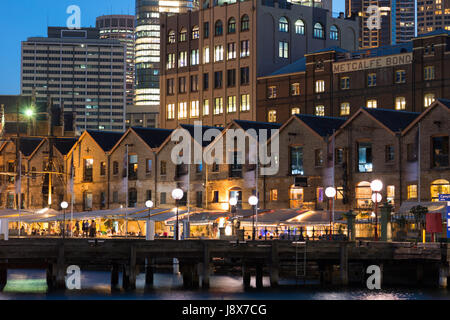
xmin=1 ymin=269 xmax=450 ymax=300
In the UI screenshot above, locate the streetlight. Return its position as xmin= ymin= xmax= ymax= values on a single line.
xmin=248 ymin=195 xmax=258 ymax=240
xmin=145 ymin=200 xmax=154 ymax=241
xmin=370 ymin=179 xmax=383 ymax=241
xmin=229 ymin=197 xmax=237 ymax=214
xmin=60 ymin=201 xmax=68 ymax=239
xmin=325 ymin=187 xmax=336 ymax=240
xmin=172 ymin=188 xmax=184 ymax=241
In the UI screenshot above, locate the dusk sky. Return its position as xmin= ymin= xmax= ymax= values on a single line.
xmin=0 ymin=0 xmax=345 ymax=95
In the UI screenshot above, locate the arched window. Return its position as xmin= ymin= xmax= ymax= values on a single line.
xmin=228 ymin=17 xmax=236 ymax=34
xmin=168 ymin=30 xmax=176 ymax=44
xmin=314 ymin=23 xmax=324 ymax=39
xmin=431 ymin=179 xmax=450 ymax=201
xmin=241 ymin=14 xmax=250 ymax=31
xmin=279 ymin=16 xmax=289 ymax=32
xmin=215 ymin=20 xmax=223 ymax=36
xmin=179 ymin=27 xmax=187 ymax=42
xmin=330 ymin=25 xmax=339 ymax=40
xmin=191 ymin=25 xmax=199 ymax=39
xmin=295 ymin=20 xmax=305 ymax=34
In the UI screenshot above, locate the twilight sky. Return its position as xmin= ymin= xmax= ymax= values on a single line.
xmin=0 ymin=0 xmax=345 ymax=95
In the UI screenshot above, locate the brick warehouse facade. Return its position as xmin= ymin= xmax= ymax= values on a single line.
xmin=256 ymin=30 xmax=450 ymax=124
xmin=0 ymin=101 xmax=448 ymax=216
xmin=159 ymin=0 xmax=359 ymax=129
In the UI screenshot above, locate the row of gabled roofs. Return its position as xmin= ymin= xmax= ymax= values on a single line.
xmin=3 ymin=99 xmax=449 ymax=161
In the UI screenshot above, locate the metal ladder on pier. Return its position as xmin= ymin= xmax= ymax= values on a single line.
xmin=294 ymin=241 xmax=307 ymax=284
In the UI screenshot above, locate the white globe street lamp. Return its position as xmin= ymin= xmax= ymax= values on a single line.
xmin=229 ymin=197 xmax=238 ymax=207
xmin=60 ymin=201 xmax=69 ymax=239
xmin=325 ymin=187 xmax=336 ymax=239
xmin=145 ymin=200 xmax=154 ymax=240
xmin=370 ymin=179 xmax=383 ymax=241
xmin=172 ymin=188 xmax=184 ymax=240
xmin=325 ymin=187 xmax=337 ymax=199
xmin=248 ymin=196 xmax=259 ymax=240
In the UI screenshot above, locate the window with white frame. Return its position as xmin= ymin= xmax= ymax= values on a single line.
xmin=295 ymin=20 xmax=305 ymax=34
xmin=315 ymin=105 xmax=325 ymax=116
xmin=227 ymin=42 xmax=236 ymax=60
xmin=279 ymin=17 xmax=289 ymax=32
xmin=340 ymin=102 xmax=350 ymax=116
xmin=191 ymin=49 xmax=199 ymax=65
xmin=279 ymin=41 xmax=289 ymax=58
xmin=267 ymin=86 xmax=277 ymax=99
xmin=214 ymin=45 xmax=224 ymax=62
xmin=178 ymin=102 xmax=187 ymax=119
xmin=203 ymin=46 xmax=210 ymax=64
xmin=240 ymin=40 xmax=249 ymax=57
xmin=395 ymin=97 xmax=406 ymax=110
xmin=240 ymin=94 xmax=250 ymax=111
xmin=203 ymin=99 xmax=209 ymax=115
xmin=291 ymin=107 xmax=300 ymax=115
xmin=424 ymin=93 xmax=435 ymax=107
xmin=214 ymin=97 xmax=223 ymax=114
xmin=315 ymin=80 xmax=325 ymax=93
xmin=268 ymin=110 xmax=277 ymax=122
xmin=166 ymin=53 xmax=175 ymax=69
xmin=167 ymin=104 xmax=175 ymax=120
xmin=178 ymin=51 xmax=188 ymax=67
xmin=227 ymin=96 xmax=236 ymax=113
xmin=366 ymin=99 xmax=377 ymax=108
xmin=190 ymin=101 xmax=199 ymax=118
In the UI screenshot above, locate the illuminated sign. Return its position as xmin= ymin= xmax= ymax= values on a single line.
xmin=439 ymin=194 xmax=450 ymax=238
xmin=332 ymin=53 xmax=413 ymax=73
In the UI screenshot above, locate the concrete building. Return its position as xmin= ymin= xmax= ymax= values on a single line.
xmin=159 ymin=0 xmax=359 ymax=129
xmin=417 ymin=0 xmax=450 ymax=35
xmin=256 ymin=30 xmax=450 ymax=124
xmin=21 ymin=27 xmax=127 ymax=134
xmin=134 ymin=0 xmax=199 ymax=128
xmin=96 ymin=15 xmax=136 ymax=107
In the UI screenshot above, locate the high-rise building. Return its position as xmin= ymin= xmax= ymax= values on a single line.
xmin=133 ymin=0 xmax=199 ymax=128
xmin=347 ymin=0 xmax=415 ymax=48
xmin=21 ymin=27 xmax=127 ymax=134
xmin=159 ymin=0 xmax=359 ymax=129
xmin=417 ymin=0 xmax=450 ymax=34
xmin=96 ymin=15 xmax=135 ymax=107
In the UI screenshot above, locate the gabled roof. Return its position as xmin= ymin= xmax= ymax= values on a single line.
xmin=351 ymin=42 xmax=413 ymax=58
xmin=53 ymin=138 xmax=78 ymax=156
xmin=86 ymin=130 xmax=124 ymax=152
xmin=402 ymin=99 xmax=450 ymax=135
xmin=363 ymin=108 xmax=420 ymax=132
xmin=294 ymin=114 xmax=346 ymax=137
xmin=131 ymin=127 xmax=173 ymax=149
xmin=415 ymin=29 xmax=450 ymax=38
xmin=267 ymin=57 xmax=306 ymax=76
xmin=19 ymin=138 xmax=44 ymax=157
xmin=233 ymin=120 xmax=281 ymax=139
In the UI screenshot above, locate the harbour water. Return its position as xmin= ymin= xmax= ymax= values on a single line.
xmin=1 ymin=269 xmax=450 ymax=300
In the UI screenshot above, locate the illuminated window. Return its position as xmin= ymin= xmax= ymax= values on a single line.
xmin=190 ymin=101 xmax=199 ymax=118
xmin=267 ymin=86 xmax=277 ymax=99
xmin=295 ymin=20 xmax=305 ymax=34
xmin=315 ymin=105 xmax=325 ymax=116
xmin=395 ymin=97 xmax=406 ymax=110
xmin=279 ymin=17 xmax=289 ymax=32
xmin=214 ymin=98 xmax=223 ymax=115
xmin=167 ymin=103 xmax=175 ymax=120
xmin=203 ymin=100 xmax=209 ymax=116
xmin=227 ymin=96 xmax=236 ymax=113
xmin=240 ymin=94 xmax=250 ymax=111
xmin=366 ymin=99 xmax=377 ymax=109
xmin=340 ymin=102 xmax=350 ymax=116
xmin=178 ymin=51 xmax=187 ymax=67
xmin=166 ymin=53 xmax=175 ymax=69
xmin=203 ymin=46 xmax=210 ymax=64
xmin=330 ymin=25 xmax=339 ymax=40
xmin=387 ymin=185 xmax=395 ymax=204
xmin=291 ymin=83 xmax=300 ymax=96
xmin=315 ymin=80 xmax=325 ymax=93
xmin=240 ymin=40 xmax=250 ymax=57
xmin=179 ymin=27 xmax=187 ymax=42
xmin=214 ymin=45 xmax=224 ymax=62
xmin=168 ymin=30 xmax=175 ymax=44
xmin=268 ymin=110 xmax=277 ymax=122
xmin=313 ymin=22 xmax=324 ymax=38
xmin=407 ymin=184 xmax=417 ymax=199
xmin=424 ymin=93 xmax=435 ymax=107
xmin=270 ymin=189 xmax=278 ymax=201
xmin=358 ymin=142 xmax=372 ymax=172
xmin=190 ymin=49 xmax=199 ymax=65
xmin=178 ymin=102 xmax=187 ymax=119
xmin=279 ymin=41 xmax=289 ymax=58
xmin=191 ymin=25 xmax=199 ymax=39
xmin=291 ymin=107 xmax=300 ymax=115
xmin=430 ymin=179 xmax=450 ymax=201
xmin=227 ymin=42 xmax=236 ymax=60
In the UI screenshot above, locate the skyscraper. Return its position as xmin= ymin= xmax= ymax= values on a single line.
xmin=417 ymin=0 xmax=450 ymax=34
xmin=21 ymin=27 xmax=127 ymax=133
xmin=96 ymin=15 xmax=135 ymax=107
xmin=346 ymin=0 xmax=415 ymax=48
xmin=132 ymin=0 xmax=198 ymax=128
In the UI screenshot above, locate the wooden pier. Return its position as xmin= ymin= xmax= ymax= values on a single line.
xmin=0 ymin=239 xmax=449 ymax=291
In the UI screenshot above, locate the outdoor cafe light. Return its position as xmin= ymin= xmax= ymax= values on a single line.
xmin=248 ymin=196 xmax=258 ymax=206
xmin=172 ymin=188 xmax=184 ymax=241
xmin=325 ymin=187 xmax=336 ymax=199
xmin=370 ymin=180 xmax=383 ymax=241
xmin=370 ymin=179 xmax=383 ymax=193
xmin=60 ymin=201 xmax=69 ymax=209
xmin=324 ymin=187 xmax=336 ymax=239
xmin=60 ymin=201 xmax=69 ymax=240
xmin=248 ymin=196 xmax=258 ymax=240
xmin=229 ymin=197 xmax=238 ymax=207
xmin=145 ymin=200 xmax=154 ymax=209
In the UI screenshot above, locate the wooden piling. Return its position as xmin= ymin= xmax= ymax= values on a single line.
xmin=122 ymin=264 xmax=130 ymax=290
xmin=129 ymin=246 xmax=137 ymax=290
xmin=0 ymin=264 xmax=7 ymax=291
xmin=202 ymin=243 xmax=210 ymax=289
xmin=439 ymin=265 xmax=448 ymax=289
xmin=340 ymin=243 xmax=349 ymax=286
xmin=111 ymin=264 xmax=119 ymax=289
xmin=270 ymin=242 xmax=279 ymax=288
xmin=242 ymin=264 xmax=251 ymax=289
xmin=145 ymin=258 xmax=154 ymax=288
xmin=256 ymin=264 xmax=263 ymax=289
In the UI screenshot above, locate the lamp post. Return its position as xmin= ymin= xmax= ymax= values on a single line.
xmin=325 ymin=187 xmax=336 ymax=240
xmin=370 ymin=179 xmax=383 ymax=241
xmin=172 ymin=188 xmax=184 ymax=241
xmin=249 ymin=195 xmax=258 ymax=240
xmin=145 ymin=200 xmax=154 ymax=240
xmin=60 ymin=201 xmax=68 ymax=239
xmin=229 ymin=197 xmax=237 ymax=215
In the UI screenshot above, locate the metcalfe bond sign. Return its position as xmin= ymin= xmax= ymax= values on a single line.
xmin=332 ymin=53 xmax=413 ymax=74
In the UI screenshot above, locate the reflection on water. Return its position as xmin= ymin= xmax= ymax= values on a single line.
xmin=1 ymin=269 xmax=450 ymax=300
